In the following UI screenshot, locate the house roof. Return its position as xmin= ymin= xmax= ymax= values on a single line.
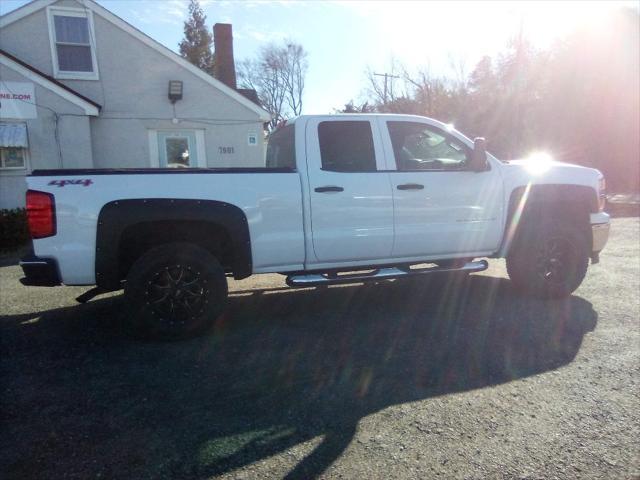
xmin=0 ymin=49 xmax=101 ymax=116
xmin=0 ymin=0 xmax=271 ymax=122
xmin=237 ymin=88 xmax=261 ymax=107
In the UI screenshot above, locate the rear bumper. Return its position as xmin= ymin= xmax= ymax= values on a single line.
xmin=590 ymin=212 xmax=610 ymax=260
xmin=19 ymin=255 xmax=61 ymax=287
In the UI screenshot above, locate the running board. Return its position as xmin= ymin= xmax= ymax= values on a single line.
xmin=285 ymin=260 xmax=489 ymax=287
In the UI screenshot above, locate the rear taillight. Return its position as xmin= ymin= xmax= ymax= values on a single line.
xmin=598 ymin=177 xmax=606 ymax=211
xmin=26 ymin=190 xmax=56 ymax=239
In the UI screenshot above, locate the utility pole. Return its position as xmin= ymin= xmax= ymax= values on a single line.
xmin=374 ymin=72 xmax=401 ymax=105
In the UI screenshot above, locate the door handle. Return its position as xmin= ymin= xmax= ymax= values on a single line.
xmin=397 ymin=183 xmax=424 ymax=190
xmin=315 ymin=186 xmax=344 ymax=193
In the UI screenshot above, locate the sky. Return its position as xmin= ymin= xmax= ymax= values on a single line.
xmin=1 ymin=0 xmax=637 ymax=113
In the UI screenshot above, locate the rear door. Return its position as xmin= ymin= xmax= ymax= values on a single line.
xmin=305 ymin=117 xmax=394 ymax=263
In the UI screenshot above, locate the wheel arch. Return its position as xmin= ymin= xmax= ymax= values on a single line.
xmin=95 ymin=198 xmax=252 ymax=290
xmin=499 ymin=184 xmax=598 ymax=257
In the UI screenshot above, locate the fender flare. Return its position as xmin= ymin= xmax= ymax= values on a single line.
xmin=498 ymin=184 xmax=598 ymax=256
xmin=95 ymin=198 xmax=251 ymax=289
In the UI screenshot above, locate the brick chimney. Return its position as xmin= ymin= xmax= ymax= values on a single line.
xmin=213 ymin=23 xmax=237 ymax=89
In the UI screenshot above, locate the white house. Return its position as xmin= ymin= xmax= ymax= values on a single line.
xmin=0 ymin=0 xmax=270 ymax=209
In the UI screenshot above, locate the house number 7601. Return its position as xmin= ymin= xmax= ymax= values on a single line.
xmin=219 ymin=146 xmax=235 ymax=154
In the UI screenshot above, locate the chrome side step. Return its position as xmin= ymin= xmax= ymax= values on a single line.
xmin=285 ymin=260 xmax=488 ymax=287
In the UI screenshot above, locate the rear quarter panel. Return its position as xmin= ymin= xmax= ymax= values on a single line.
xmin=27 ymin=172 xmax=304 ymax=285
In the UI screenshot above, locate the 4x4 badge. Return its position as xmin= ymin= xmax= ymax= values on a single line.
xmin=48 ymin=179 xmax=93 ymax=187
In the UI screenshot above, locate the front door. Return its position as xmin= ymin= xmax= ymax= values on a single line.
xmin=380 ymin=119 xmax=504 ymax=258
xmin=305 ymin=118 xmax=394 ymax=264
xmin=158 ymin=131 xmax=198 ymax=168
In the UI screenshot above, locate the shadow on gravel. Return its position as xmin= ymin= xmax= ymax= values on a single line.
xmin=0 ymin=274 xmax=597 ymax=480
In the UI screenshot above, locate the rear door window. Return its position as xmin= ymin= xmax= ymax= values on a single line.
xmin=318 ymin=121 xmax=376 ymax=172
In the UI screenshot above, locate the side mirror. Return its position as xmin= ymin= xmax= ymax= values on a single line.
xmin=470 ymin=137 xmax=488 ymax=172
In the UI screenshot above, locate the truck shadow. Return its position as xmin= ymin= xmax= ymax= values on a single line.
xmin=1 ymin=274 xmax=597 ymax=479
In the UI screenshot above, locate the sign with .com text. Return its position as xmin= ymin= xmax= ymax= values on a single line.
xmin=0 ymin=82 xmax=37 ymax=119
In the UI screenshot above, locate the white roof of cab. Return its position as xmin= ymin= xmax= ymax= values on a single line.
xmin=287 ymin=113 xmax=453 ymax=130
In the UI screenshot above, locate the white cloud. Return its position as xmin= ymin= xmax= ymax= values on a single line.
xmin=117 ymin=1 xmax=184 ymax=25
xmin=236 ymin=25 xmax=288 ymax=44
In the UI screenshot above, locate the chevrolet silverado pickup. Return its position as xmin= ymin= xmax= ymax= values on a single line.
xmin=20 ymin=114 xmax=610 ymax=339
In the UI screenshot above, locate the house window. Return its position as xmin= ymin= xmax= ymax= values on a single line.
xmin=149 ymin=130 xmax=206 ymax=168
xmin=47 ymin=7 xmax=99 ymax=80
xmin=0 ymin=148 xmax=26 ymax=169
xmin=0 ymin=123 xmax=28 ymax=170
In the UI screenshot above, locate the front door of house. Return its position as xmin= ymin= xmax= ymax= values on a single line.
xmin=158 ymin=131 xmax=198 ymax=168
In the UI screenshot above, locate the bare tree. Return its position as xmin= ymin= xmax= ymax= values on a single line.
xmin=280 ymin=42 xmax=308 ymax=115
xmin=238 ymin=55 xmax=286 ymax=130
xmin=447 ymin=53 xmax=469 ymax=91
xmin=362 ymin=58 xmax=466 ymax=120
xmin=335 ymin=100 xmax=375 ymax=113
xmin=238 ymin=41 xmax=308 ymax=129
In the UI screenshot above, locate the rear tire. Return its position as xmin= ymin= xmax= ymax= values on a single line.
xmin=124 ymin=242 xmax=228 ymax=340
xmin=506 ymin=219 xmax=589 ymax=298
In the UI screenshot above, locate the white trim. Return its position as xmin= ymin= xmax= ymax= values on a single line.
xmin=46 ymin=6 xmax=100 ymax=81
xmin=0 ymin=54 xmax=100 ymax=116
xmin=195 ymin=130 xmax=207 ymax=167
xmin=147 ymin=130 xmax=159 ymax=167
xmin=0 ymin=0 xmax=270 ymax=121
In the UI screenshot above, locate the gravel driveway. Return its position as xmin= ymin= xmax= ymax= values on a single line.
xmin=1 ymin=218 xmax=639 ymax=479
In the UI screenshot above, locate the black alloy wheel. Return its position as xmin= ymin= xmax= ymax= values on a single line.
xmin=533 ymin=236 xmax=578 ymax=288
xmin=125 ymin=242 xmax=228 ymax=339
xmin=145 ymin=264 xmax=209 ymax=326
xmin=507 ymin=219 xmax=589 ymax=299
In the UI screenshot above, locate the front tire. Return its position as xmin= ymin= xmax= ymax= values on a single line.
xmin=124 ymin=242 xmax=228 ymax=340
xmin=506 ymin=219 xmax=589 ymax=299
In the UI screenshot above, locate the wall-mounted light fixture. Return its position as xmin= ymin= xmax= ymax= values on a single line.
xmin=168 ymin=80 xmax=183 ymax=104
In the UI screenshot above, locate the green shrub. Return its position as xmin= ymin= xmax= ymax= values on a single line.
xmin=0 ymin=208 xmax=29 ymax=251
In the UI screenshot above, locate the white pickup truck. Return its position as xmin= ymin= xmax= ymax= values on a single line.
xmin=20 ymin=114 xmax=610 ymax=338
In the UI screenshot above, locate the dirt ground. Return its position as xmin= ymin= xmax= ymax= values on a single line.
xmin=1 ymin=218 xmax=639 ymax=479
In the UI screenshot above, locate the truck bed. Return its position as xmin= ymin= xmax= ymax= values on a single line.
xmin=27 ymin=169 xmax=305 ymax=285
xmin=30 ymin=167 xmax=295 ymax=176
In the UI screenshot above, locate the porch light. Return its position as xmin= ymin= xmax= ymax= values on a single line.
xmin=168 ymin=80 xmax=183 ymax=103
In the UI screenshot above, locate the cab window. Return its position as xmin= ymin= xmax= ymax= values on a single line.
xmin=266 ymin=125 xmax=296 ymax=169
xmin=387 ymin=121 xmax=470 ymax=171
xmin=318 ymin=121 xmax=376 ymax=172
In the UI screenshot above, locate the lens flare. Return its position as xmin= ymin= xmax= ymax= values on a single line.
xmin=524 ymin=152 xmax=553 ymax=175
xmin=502 ymin=182 xmax=533 ymax=255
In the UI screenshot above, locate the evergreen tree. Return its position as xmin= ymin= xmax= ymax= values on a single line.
xmin=179 ymin=0 xmax=214 ymax=75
